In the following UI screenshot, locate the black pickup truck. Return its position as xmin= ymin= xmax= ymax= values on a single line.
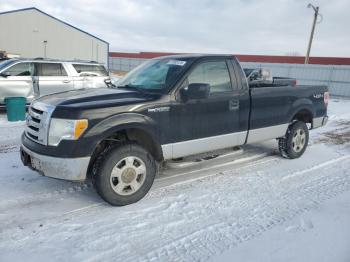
xmin=20 ymin=54 xmax=329 ymax=206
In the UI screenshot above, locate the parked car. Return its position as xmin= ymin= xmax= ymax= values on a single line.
xmin=20 ymin=54 xmax=328 ymax=206
xmin=244 ymin=68 xmax=297 ymax=87
xmin=0 ymin=58 xmax=111 ymax=105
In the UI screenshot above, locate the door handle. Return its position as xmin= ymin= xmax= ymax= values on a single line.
xmin=229 ymin=99 xmax=239 ymax=110
xmin=62 ymin=80 xmax=71 ymax=83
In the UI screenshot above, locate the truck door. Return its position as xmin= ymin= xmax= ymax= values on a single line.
xmin=35 ymin=62 xmax=74 ymax=96
xmin=170 ymin=59 xmax=249 ymax=158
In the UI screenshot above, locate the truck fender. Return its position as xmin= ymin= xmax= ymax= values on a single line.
xmin=288 ymin=98 xmax=315 ymax=123
xmin=84 ymin=113 xmax=162 ymax=158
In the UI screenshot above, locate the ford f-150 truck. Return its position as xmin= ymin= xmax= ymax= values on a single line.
xmin=20 ymin=54 xmax=329 ymax=206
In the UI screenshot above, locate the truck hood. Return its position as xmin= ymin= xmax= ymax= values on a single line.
xmin=35 ymin=88 xmax=159 ymax=109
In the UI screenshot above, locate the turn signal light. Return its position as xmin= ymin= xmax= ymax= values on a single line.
xmin=74 ymin=119 xmax=88 ymax=139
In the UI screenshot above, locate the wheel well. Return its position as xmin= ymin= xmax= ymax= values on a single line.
xmin=125 ymin=128 xmax=163 ymax=161
xmin=292 ymin=109 xmax=313 ymax=124
xmin=88 ymin=128 xmax=163 ymax=177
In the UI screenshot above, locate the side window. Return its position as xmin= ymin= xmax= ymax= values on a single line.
xmin=72 ymin=64 xmax=108 ymax=76
xmin=5 ymin=62 xmax=34 ymax=76
xmin=37 ymin=63 xmax=67 ymax=76
xmin=187 ymin=61 xmax=232 ymax=93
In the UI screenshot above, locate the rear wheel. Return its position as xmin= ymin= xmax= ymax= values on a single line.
xmin=278 ymin=121 xmax=309 ymax=159
xmin=93 ymin=143 xmax=157 ymax=206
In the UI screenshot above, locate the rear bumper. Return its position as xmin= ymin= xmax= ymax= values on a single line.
xmin=312 ymin=116 xmax=328 ymax=129
xmin=20 ymin=145 xmax=90 ymax=181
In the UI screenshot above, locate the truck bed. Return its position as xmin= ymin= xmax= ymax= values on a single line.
xmin=249 ymin=84 xmax=328 ymax=132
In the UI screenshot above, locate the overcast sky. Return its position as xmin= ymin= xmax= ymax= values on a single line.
xmin=1 ymin=0 xmax=349 ymax=57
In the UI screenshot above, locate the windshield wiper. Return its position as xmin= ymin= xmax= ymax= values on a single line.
xmin=117 ymin=84 xmax=146 ymax=93
xmin=116 ymin=84 xmax=136 ymax=89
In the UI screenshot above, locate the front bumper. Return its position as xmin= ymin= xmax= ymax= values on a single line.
xmin=20 ymin=145 xmax=90 ymax=181
xmin=312 ymin=116 xmax=328 ymax=129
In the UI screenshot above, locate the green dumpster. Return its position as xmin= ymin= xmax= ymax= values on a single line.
xmin=4 ymin=97 xmax=27 ymax=122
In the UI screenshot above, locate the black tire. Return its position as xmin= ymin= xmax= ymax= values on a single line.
xmin=93 ymin=143 xmax=157 ymax=206
xmin=278 ymin=121 xmax=309 ymax=159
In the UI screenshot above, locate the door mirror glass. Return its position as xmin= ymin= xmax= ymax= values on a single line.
xmin=0 ymin=71 xmax=11 ymax=77
xmin=181 ymin=83 xmax=210 ymax=101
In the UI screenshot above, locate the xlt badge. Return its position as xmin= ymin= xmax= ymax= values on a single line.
xmin=148 ymin=107 xmax=170 ymax=113
xmin=313 ymin=94 xmax=324 ymax=99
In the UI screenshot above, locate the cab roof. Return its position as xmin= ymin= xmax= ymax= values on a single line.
xmin=155 ymin=54 xmax=235 ymax=61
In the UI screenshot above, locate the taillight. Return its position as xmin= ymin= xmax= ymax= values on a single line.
xmin=324 ymin=92 xmax=329 ymax=106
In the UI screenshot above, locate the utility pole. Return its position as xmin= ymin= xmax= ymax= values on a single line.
xmin=305 ymin=4 xmax=320 ymax=64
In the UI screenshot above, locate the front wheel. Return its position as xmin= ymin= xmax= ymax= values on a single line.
xmin=278 ymin=121 xmax=309 ymax=159
xmin=93 ymin=143 xmax=157 ymax=206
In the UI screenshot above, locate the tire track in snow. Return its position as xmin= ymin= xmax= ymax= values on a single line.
xmin=282 ymin=154 xmax=350 ymax=181
xmin=2 ymin=155 xmax=350 ymax=262
xmin=72 ymin=155 xmax=350 ymax=262
xmin=121 ymin=158 xmax=350 ymax=262
xmin=3 ymin=151 xmax=341 ymax=238
xmin=0 ymin=182 xmax=95 ymax=210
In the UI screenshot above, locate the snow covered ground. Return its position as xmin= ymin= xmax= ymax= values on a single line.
xmin=0 ymin=98 xmax=349 ymax=262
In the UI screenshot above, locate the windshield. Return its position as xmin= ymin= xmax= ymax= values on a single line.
xmin=0 ymin=60 xmax=16 ymax=72
xmin=116 ymin=58 xmax=190 ymax=92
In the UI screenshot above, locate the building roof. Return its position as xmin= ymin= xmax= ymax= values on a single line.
xmin=110 ymin=52 xmax=350 ymax=66
xmin=0 ymin=7 xmax=108 ymax=45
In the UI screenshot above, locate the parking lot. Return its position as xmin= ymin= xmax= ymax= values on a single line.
xmin=0 ymin=98 xmax=349 ymax=261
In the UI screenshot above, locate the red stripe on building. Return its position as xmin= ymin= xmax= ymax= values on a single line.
xmin=109 ymin=52 xmax=350 ymax=65
xmin=109 ymin=52 xmax=180 ymax=59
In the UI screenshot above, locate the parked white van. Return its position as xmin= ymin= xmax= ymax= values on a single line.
xmin=0 ymin=58 xmax=111 ymax=105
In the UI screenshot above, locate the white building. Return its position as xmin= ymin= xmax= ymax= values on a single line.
xmin=0 ymin=7 xmax=109 ymax=66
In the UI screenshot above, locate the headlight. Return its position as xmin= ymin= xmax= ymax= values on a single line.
xmin=48 ymin=118 xmax=88 ymax=146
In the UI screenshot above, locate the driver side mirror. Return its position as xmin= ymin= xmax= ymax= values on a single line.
xmin=0 ymin=72 xmax=11 ymax=78
xmin=181 ymin=83 xmax=210 ymax=101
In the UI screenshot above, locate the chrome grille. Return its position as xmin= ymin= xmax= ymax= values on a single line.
xmin=25 ymin=102 xmax=55 ymax=145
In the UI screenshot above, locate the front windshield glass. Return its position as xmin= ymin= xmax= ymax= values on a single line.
xmin=116 ymin=58 xmax=190 ymax=91
xmin=0 ymin=60 xmax=15 ymax=71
